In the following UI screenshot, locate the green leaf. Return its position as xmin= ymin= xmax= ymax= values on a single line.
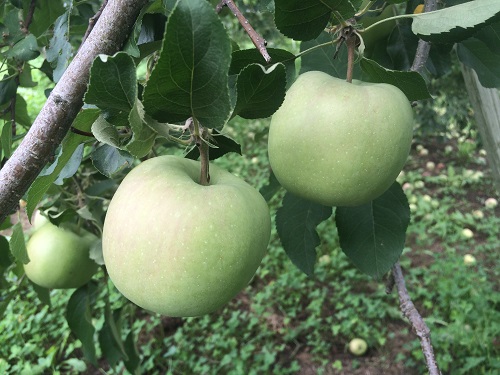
xmin=123 ymin=330 xmax=141 ymax=374
xmin=85 ymin=53 xmax=137 ymax=112
xmin=46 ymin=9 xmax=72 ymax=82
xmin=91 ymin=144 xmax=134 ymax=178
xmin=66 ymin=283 xmax=99 ymax=365
xmin=0 ymin=121 xmax=13 ymax=159
xmin=0 ymin=236 xmax=13 ymax=270
xmin=5 ymin=34 xmax=39 ymax=61
xmin=360 ymin=58 xmax=431 ymax=101
xmin=30 ymin=282 xmax=51 ymax=307
xmin=26 ymin=109 xmax=100 ymax=219
xmin=125 ymin=100 xmax=157 ymax=158
xmin=274 ymin=0 xmax=330 ymax=41
xmin=91 ymin=116 xmax=121 ymax=148
xmin=411 ymin=0 xmax=500 ymax=44
xmin=0 ymin=94 xmax=33 ymax=127
xmin=229 ymin=48 xmax=296 ymax=86
xmin=300 ymin=31 xmax=362 ymax=80
xmin=52 ymin=144 xmax=84 ymax=185
xmin=143 ymin=0 xmax=232 ymax=129
xmin=98 ymin=303 xmax=127 ymax=367
xmin=335 ymin=182 xmax=410 ymax=279
xmin=0 ymin=75 xmax=17 ymax=106
xmin=185 ymin=129 xmax=241 ymax=160
xmin=9 ymin=222 xmax=29 ymax=264
xmin=259 ymin=171 xmax=281 ymax=202
xmin=232 ymin=63 xmax=286 ymax=119
xmin=276 ymin=193 xmax=333 ymax=276
xmin=27 ymin=0 xmax=66 ymax=37
xmin=457 ymin=22 xmax=500 ymax=88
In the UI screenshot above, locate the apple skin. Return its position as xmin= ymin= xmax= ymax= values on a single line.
xmin=102 ymin=155 xmax=271 ymax=317
xmin=268 ymin=71 xmax=413 ymax=207
xmin=349 ymin=338 xmax=368 ymax=356
xmin=24 ymin=223 xmax=98 ymax=289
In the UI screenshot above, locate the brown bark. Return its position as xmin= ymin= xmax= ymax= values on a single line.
xmin=0 ymin=0 xmax=149 ymax=222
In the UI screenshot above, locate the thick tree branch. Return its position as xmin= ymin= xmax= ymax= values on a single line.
xmin=0 ymin=0 xmax=149 ymax=222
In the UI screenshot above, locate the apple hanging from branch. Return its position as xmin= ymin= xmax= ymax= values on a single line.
xmin=102 ymin=155 xmax=271 ymax=317
xmin=24 ymin=222 xmax=99 ymax=289
xmin=268 ymin=71 xmax=414 ymax=207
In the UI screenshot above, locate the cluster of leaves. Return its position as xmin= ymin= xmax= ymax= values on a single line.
xmin=1 ymin=0 xmax=500 ymax=372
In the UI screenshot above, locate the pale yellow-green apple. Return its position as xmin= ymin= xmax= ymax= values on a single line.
xmin=24 ymin=223 xmax=98 ymax=289
xmin=268 ymin=71 xmax=413 ymax=206
xmin=102 ymin=156 xmax=271 ymax=317
xmin=349 ymin=338 xmax=368 ymax=356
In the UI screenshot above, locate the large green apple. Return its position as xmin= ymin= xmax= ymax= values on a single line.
xmin=24 ymin=223 xmax=98 ymax=289
xmin=268 ymin=71 xmax=413 ymax=206
xmin=102 ymin=155 xmax=271 ymax=317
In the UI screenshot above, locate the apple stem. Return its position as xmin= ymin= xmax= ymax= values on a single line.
xmin=346 ymin=32 xmax=356 ymax=83
xmin=193 ymin=118 xmax=210 ymax=186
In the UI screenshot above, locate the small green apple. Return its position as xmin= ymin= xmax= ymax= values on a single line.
xmin=348 ymin=338 xmax=368 ymax=356
xmin=268 ymin=71 xmax=413 ymax=207
xmin=102 ymin=156 xmax=271 ymax=317
xmin=24 ymin=222 xmax=98 ymax=289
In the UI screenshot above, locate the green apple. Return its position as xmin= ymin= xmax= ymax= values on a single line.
xmin=24 ymin=223 xmax=98 ymax=289
xmin=349 ymin=338 xmax=368 ymax=356
xmin=268 ymin=71 xmax=413 ymax=207
xmin=102 ymin=155 xmax=271 ymax=317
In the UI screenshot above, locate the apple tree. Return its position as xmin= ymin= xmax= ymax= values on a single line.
xmin=1 ymin=0 xmax=499 ymax=373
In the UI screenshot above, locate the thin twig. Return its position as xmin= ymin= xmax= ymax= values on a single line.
xmin=390 ymin=263 xmax=441 ymax=375
xmin=21 ymin=0 xmax=37 ymax=34
xmin=389 ymin=1 xmax=441 ymax=373
xmin=80 ymin=0 xmax=109 ymax=48
xmin=70 ymin=126 xmax=94 ymax=138
xmin=410 ymin=0 xmax=438 ymax=72
xmin=216 ymin=0 xmax=271 ymax=63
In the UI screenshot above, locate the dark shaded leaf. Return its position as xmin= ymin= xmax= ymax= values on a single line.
xmin=232 ymin=63 xmax=286 ymax=119
xmin=336 ymin=182 xmax=410 ymax=279
xmin=360 ymin=58 xmax=431 ymax=101
xmin=66 ymin=283 xmax=99 ymax=365
xmin=259 ymin=171 xmax=281 ymax=201
xmin=276 ymin=193 xmax=333 ymax=276
xmin=91 ymin=144 xmax=134 ymax=178
xmin=185 ymin=129 xmax=241 ymax=160
xmin=143 ymin=0 xmax=231 ymax=129
xmin=9 ymin=222 xmax=29 ymax=264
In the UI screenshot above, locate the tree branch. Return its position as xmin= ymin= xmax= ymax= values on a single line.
xmin=216 ymin=0 xmax=271 ymax=63
xmin=21 ymin=0 xmax=37 ymax=34
xmin=389 ymin=263 xmax=441 ymax=375
xmin=0 ymin=0 xmax=149 ymax=222
xmin=386 ymin=1 xmax=442 ymax=374
xmin=410 ymin=0 xmax=438 ymax=72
